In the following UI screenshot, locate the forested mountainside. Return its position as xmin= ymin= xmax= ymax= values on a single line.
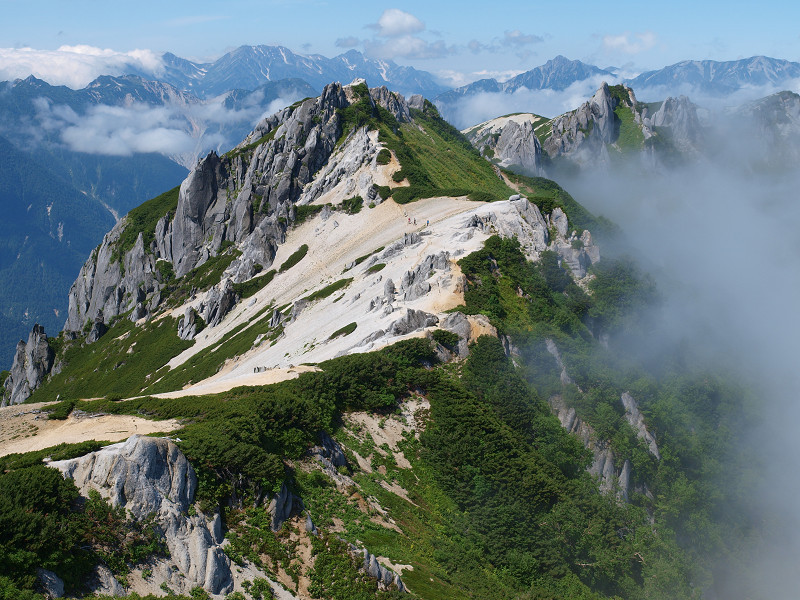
xmin=0 ymin=81 xmax=761 ymax=600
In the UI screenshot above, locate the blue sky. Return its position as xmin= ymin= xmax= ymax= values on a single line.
xmin=2 ymin=0 xmax=799 ymax=87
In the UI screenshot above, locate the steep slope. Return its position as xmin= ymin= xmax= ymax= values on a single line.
xmin=0 ymin=83 xmax=761 ymax=600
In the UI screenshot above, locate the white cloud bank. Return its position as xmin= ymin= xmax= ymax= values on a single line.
xmin=0 ymin=45 xmax=165 ymax=89
xmin=30 ymin=93 xmax=298 ymax=167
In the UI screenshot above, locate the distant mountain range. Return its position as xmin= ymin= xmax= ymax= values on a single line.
xmin=437 ymin=55 xmax=615 ymax=103
xmin=158 ymin=46 xmax=449 ymax=99
xmin=627 ymin=56 xmax=800 ymax=95
xmin=435 ymin=55 xmax=800 ymax=118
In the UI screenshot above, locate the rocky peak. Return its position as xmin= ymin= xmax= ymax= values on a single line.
xmin=462 ymin=114 xmax=546 ymax=175
xmin=647 ymin=95 xmax=703 ymax=152
xmin=543 ymin=81 xmax=617 ymax=163
xmin=1 ymin=324 xmax=54 ymax=407
xmin=63 ymin=80 xmax=405 ymax=334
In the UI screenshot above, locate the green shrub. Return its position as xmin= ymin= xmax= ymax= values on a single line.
xmin=232 ymin=270 xmax=276 ymax=299
xmin=44 ymin=398 xmax=77 ymax=420
xmin=376 ymin=148 xmax=392 ymax=165
xmin=279 ymin=244 xmax=309 ymax=272
xmin=373 ymin=185 xmax=391 ymax=200
xmin=328 ymin=322 xmax=357 ymax=340
xmin=303 ymin=278 xmax=353 ymax=303
xmin=338 ymin=195 xmax=363 ymax=215
xmin=365 ymin=263 xmax=386 ymax=274
xmin=294 ymin=204 xmax=324 ymax=225
xmin=432 ymin=329 xmax=459 ymax=349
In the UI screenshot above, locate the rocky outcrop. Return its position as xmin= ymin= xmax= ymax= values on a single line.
xmin=177 ymin=307 xmax=199 ymax=341
xmin=267 ymin=481 xmax=303 ymax=532
xmin=545 ymin=208 xmax=600 ymax=278
xmin=387 ymin=309 xmax=439 ymax=336
xmin=65 ymin=228 xmax=163 ymax=332
xmin=2 ymin=324 xmax=55 ymax=407
xmin=400 ymin=252 xmax=450 ymax=301
xmin=545 ymin=338 xmax=575 ymax=386
xmin=310 ymin=431 xmax=349 ymax=471
xmin=48 ymin=436 xmax=233 ymax=596
xmin=200 ymin=279 xmax=237 ymax=328
xmin=37 ymin=568 xmax=64 ymax=598
xmin=543 ymin=341 xmax=661 ymax=501
xmin=550 ymin=395 xmax=631 ymax=500
xmin=466 ymin=196 xmax=550 ymax=259
xmin=494 ymin=119 xmax=543 ymax=174
xmin=544 ymin=82 xmax=618 ymax=164
xmin=621 ymin=392 xmax=660 ymax=459
xmin=543 ymin=83 xmax=655 ymax=168
xmin=465 ymin=116 xmax=544 ymax=175
xmin=86 ymin=319 xmax=108 ymax=344
xmin=349 ymin=546 xmax=406 ymax=592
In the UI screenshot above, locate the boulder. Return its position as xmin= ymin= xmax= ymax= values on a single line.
xmin=37 ymin=568 xmax=64 ymax=598
xmin=388 ymin=309 xmax=439 ymax=336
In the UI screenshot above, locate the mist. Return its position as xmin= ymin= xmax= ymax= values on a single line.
xmin=27 ymin=92 xmax=301 ymax=168
xmin=0 ymin=45 xmax=165 ymax=89
xmin=562 ymin=152 xmax=800 ymax=598
xmin=435 ymin=75 xmax=621 ymax=129
xmin=437 ymin=78 xmax=800 ymax=131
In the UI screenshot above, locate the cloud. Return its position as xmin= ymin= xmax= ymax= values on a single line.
xmin=360 ymin=8 xmax=452 ymax=61
xmin=0 ymin=45 xmax=165 ymax=89
xmin=632 ymin=78 xmax=800 ymax=106
xmin=502 ymin=30 xmax=543 ymax=47
xmin=468 ymin=40 xmax=486 ymax=54
xmin=28 ymin=89 xmax=305 ymax=167
xmin=437 ymin=68 xmax=527 ymax=87
xmin=602 ymin=31 xmax=657 ymax=55
xmin=372 ymin=8 xmax=425 ymax=37
xmin=335 ymin=36 xmax=360 ymax=49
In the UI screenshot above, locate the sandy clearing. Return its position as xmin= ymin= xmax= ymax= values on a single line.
xmin=153 ymin=184 xmax=540 ymax=398
xmin=160 ymin=194 xmax=490 ymax=393
xmin=0 ymin=402 xmax=181 ymax=458
xmin=153 ymin=365 xmax=320 ymax=399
